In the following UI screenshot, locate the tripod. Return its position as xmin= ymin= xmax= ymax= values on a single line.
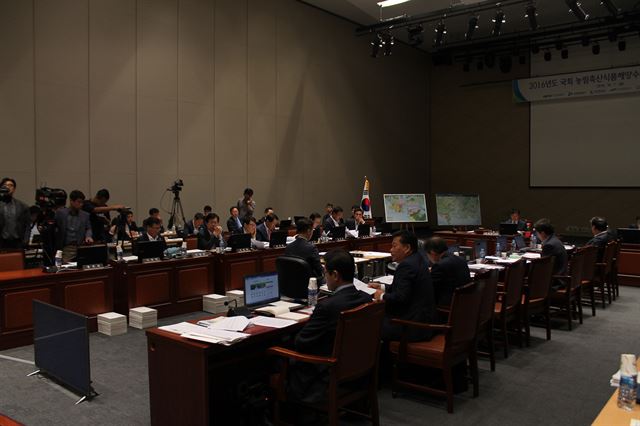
xmin=168 ymin=190 xmax=187 ymax=231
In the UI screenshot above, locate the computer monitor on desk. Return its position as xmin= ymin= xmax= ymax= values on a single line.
xmin=269 ymin=230 xmax=288 ymax=248
xmin=244 ymin=272 xmax=280 ymax=309
xmin=358 ymin=224 xmax=371 ymax=237
xmin=76 ymin=244 xmax=109 ymax=268
xmin=330 ymin=226 xmax=346 ymax=240
xmin=278 ymin=219 xmax=292 ymax=230
xmin=617 ymin=228 xmax=640 ymax=244
xmin=229 ymin=233 xmax=251 ymax=251
xmin=499 ymin=223 xmax=518 ymax=235
xmin=133 ymin=240 xmax=164 ymax=261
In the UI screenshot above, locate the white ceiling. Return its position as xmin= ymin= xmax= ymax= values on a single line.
xmin=302 ymin=0 xmax=639 ymax=49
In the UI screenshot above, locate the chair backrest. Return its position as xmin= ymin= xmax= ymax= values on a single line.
xmin=0 ymin=251 xmax=25 ymax=272
xmin=568 ymin=250 xmax=585 ymax=291
xmin=602 ymin=241 xmax=617 ymax=274
xmin=475 ymin=269 xmax=499 ymax=327
xmin=447 ymin=281 xmax=484 ymax=353
xmin=527 ymin=256 xmax=555 ymax=300
xmin=275 ymin=255 xmax=312 ymax=300
xmin=503 ymin=259 xmax=526 ymax=309
xmin=332 ymin=302 xmax=385 ymax=382
xmin=578 ymin=245 xmax=598 ymax=283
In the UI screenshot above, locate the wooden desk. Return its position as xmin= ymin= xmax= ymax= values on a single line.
xmin=592 ymin=361 xmax=640 ymax=425
xmin=146 ymin=318 xmax=305 ymax=426
xmin=618 ymin=243 xmax=640 ymax=287
xmin=0 ymin=267 xmax=114 ymax=350
xmin=433 ymin=231 xmax=524 ymax=256
xmin=113 ymin=255 xmax=215 ymax=318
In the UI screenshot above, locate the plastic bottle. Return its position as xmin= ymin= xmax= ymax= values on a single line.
xmin=180 ymin=241 xmax=187 ymax=257
xmin=116 ymin=244 xmax=123 ymax=261
xmin=530 ymin=231 xmax=537 ymax=249
xmin=617 ymin=354 xmax=638 ymax=411
xmin=307 ymin=277 xmax=318 ymax=307
xmin=511 ymin=238 xmax=517 ymax=253
xmin=479 ymin=247 xmax=486 ymax=260
xmin=54 ymin=250 xmax=63 ymax=269
xmin=495 ymin=241 xmax=502 ymax=255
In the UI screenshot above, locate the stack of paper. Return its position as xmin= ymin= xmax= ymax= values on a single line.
xmin=203 ymin=294 xmax=229 ymax=314
xmin=225 ymin=290 xmax=245 ymax=307
xmin=128 ymin=307 xmax=157 ymax=329
xmin=159 ymin=321 xmax=250 ymax=346
xmin=97 ymin=312 xmax=127 ymax=336
xmin=198 ymin=316 xmax=250 ymax=332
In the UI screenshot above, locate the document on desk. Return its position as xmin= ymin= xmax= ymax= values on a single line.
xmin=372 ymin=275 xmax=394 ymax=286
xmin=468 ymin=263 xmax=504 ymax=271
xmin=353 ymin=278 xmax=377 ymax=296
xmin=206 ymin=316 xmax=250 ymax=332
xmin=159 ymin=321 xmax=250 ymax=345
xmin=250 ymin=316 xmax=297 ymax=329
xmin=270 ymin=300 xmax=304 ymax=309
xmin=521 ymin=252 xmax=541 ymax=259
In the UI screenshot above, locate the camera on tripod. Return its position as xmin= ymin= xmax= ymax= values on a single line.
xmin=168 ymin=179 xmax=183 ymax=194
xmin=35 ymin=187 xmax=67 ymax=210
xmin=0 ymin=185 xmax=10 ymax=195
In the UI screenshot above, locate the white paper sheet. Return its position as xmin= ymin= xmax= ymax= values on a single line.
xmin=250 ymin=316 xmax=297 ymax=329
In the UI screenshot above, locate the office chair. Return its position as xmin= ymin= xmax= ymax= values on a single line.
xmin=276 ymin=255 xmax=312 ymax=301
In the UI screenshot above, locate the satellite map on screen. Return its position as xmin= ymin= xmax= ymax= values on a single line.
xmin=435 ymin=194 xmax=482 ymax=226
xmin=383 ymin=194 xmax=428 ymax=223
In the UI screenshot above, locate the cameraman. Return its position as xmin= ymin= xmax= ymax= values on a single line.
xmin=0 ymin=177 xmax=30 ymax=249
xmin=83 ymin=189 xmax=126 ymax=242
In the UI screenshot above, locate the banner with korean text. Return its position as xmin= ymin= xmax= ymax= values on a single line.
xmin=513 ymin=65 xmax=640 ymax=103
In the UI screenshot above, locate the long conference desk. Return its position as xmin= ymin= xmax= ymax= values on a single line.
xmin=0 ymin=235 xmax=393 ymax=350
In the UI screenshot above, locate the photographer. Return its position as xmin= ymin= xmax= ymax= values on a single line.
xmin=83 ymin=189 xmax=126 ymax=243
xmin=0 ymin=177 xmax=30 ymax=249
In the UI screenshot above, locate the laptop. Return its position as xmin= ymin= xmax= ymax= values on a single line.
xmin=228 ymin=233 xmax=252 ymax=251
xmin=330 ymin=225 xmax=346 ymax=240
xmin=357 ymin=224 xmax=371 ymax=237
xmin=499 ymin=223 xmax=518 ymax=235
xmin=278 ymin=219 xmax=292 ymax=229
xmin=244 ymin=272 xmax=281 ymax=309
xmin=76 ymin=244 xmax=109 ymax=268
xmin=269 ymin=230 xmax=288 ymax=248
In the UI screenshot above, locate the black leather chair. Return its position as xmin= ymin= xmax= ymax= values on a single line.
xmin=276 ymin=255 xmax=313 ymax=300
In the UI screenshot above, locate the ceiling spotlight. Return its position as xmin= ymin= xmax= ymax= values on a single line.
xmin=601 ymin=0 xmax=621 ymax=17
xmin=370 ymin=33 xmax=382 ymax=57
xmin=618 ymin=39 xmax=627 ymax=51
xmin=377 ymin=0 xmax=412 ymax=7
xmin=566 ymin=0 xmax=589 ymax=22
xmin=465 ymin=15 xmax=479 ymax=41
xmin=381 ymin=32 xmax=394 ymax=56
xmin=592 ymin=43 xmax=600 ymax=54
xmin=544 ymin=50 xmax=551 ymax=61
xmin=434 ymin=20 xmax=447 ymax=48
xmin=561 ymin=49 xmax=569 ymax=59
xmin=492 ymin=10 xmax=506 ymax=36
xmin=525 ymin=4 xmax=538 ymax=30
xmin=407 ymin=24 xmax=424 ymax=46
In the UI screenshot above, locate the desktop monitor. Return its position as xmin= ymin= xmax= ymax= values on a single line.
xmin=617 ymin=228 xmax=640 ymax=244
xmin=330 ymin=226 xmax=346 ymax=240
xmin=269 ymin=230 xmax=288 ymax=248
xmin=499 ymin=223 xmax=518 ymax=235
xmin=76 ymin=244 xmax=109 ymax=268
xmin=229 ymin=233 xmax=251 ymax=251
xmin=278 ymin=219 xmax=292 ymax=229
xmin=474 ymin=240 xmax=488 ymax=259
xmin=244 ymin=272 xmax=280 ymax=308
xmin=378 ymin=222 xmax=393 ymax=235
xmin=133 ymin=240 xmax=164 ymax=260
xmin=357 ymin=224 xmax=371 ymax=237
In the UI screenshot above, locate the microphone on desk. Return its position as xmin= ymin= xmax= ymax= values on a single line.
xmin=224 ymin=299 xmax=251 ymax=317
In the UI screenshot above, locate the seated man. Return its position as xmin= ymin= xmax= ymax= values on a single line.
xmin=55 ymin=190 xmax=93 ymax=262
xmin=256 ymin=213 xmax=278 ymax=242
xmin=148 ymin=208 xmax=165 ymax=233
xmin=257 ymin=207 xmax=274 ymax=225
xmin=197 ymin=213 xmax=223 ymax=250
xmin=425 ymin=237 xmax=471 ymax=307
xmin=309 ymin=212 xmax=323 ymax=241
xmin=371 ymin=230 xmax=435 ymax=342
xmin=137 ymin=216 xmax=167 ymax=253
xmin=184 ymin=212 xmax=204 ymax=236
xmin=203 ymin=205 xmax=212 ymax=216
xmin=535 ymin=219 xmax=568 ymax=277
xmin=227 ymin=206 xmax=243 ymax=234
xmin=109 ymin=210 xmax=139 ymax=241
xmin=288 ymin=249 xmax=372 ymax=403
xmin=284 ymin=218 xmax=325 ymax=284
xmin=345 ymin=207 xmax=365 ymax=231
xmin=504 ymin=208 xmax=527 ymax=232
xmin=242 ymin=216 xmax=263 ymax=249
xmin=586 ymin=216 xmax=613 ymax=261
xmin=323 ymin=206 xmax=344 ymax=235
xmin=321 ymin=203 xmax=333 ymax=224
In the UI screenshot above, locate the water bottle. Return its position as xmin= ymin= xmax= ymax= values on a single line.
xmin=617 ymin=354 xmax=638 ymax=411
xmin=495 ymin=241 xmax=501 ymax=256
xmin=307 ymin=277 xmax=318 ymax=307
xmin=116 ymin=244 xmax=123 ymax=262
xmin=479 ymin=248 xmax=485 ymax=260
xmin=530 ymin=231 xmax=537 ymax=249
xmin=219 ymin=235 xmax=226 ymax=251
xmin=55 ymin=250 xmax=63 ymax=269
xmin=180 ymin=241 xmax=187 ymax=257
xmin=511 ymin=239 xmax=517 ymax=253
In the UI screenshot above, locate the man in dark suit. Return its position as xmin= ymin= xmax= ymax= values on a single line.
xmin=535 ymin=219 xmax=568 ymax=282
xmin=321 ymin=203 xmax=333 ymax=224
xmin=137 ymin=216 xmax=167 ymax=252
xmin=226 ymin=206 xmax=243 ymax=234
xmin=256 ymin=213 xmax=278 ymax=242
xmin=0 ymin=177 xmax=30 ymax=249
xmin=345 ymin=207 xmax=365 ymax=231
xmin=504 ymin=208 xmax=527 ymax=232
xmin=586 ymin=216 xmax=613 ymax=261
xmin=197 ymin=213 xmax=223 ymax=250
xmin=184 ymin=212 xmax=204 ymax=236
xmin=284 ymin=217 xmax=325 ymax=285
xmin=323 ymin=206 xmax=344 ymax=235
xmin=54 ymin=190 xmax=93 ymax=262
xmin=371 ymin=230 xmax=435 ymax=342
xmin=425 ymin=237 xmax=471 ymax=307
xmin=288 ymin=249 xmax=372 ymax=404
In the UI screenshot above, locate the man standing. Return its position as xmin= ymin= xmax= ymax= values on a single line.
xmin=237 ymin=188 xmax=256 ymax=218
xmin=55 ymin=190 xmax=93 ymax=262
xmin=425 ymin=237 xmax=471 ymax=307
xmin=371 ymin=230 xmax=435 ymax=341
xmin=83 ymin=189 xmax=125 ymax=243
xmin=197 ymin=213 xmax=223 ymax=250
xmin=0 ymin=177 xmax=30 ymax=249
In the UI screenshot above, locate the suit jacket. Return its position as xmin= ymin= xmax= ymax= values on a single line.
xmin=197 ymin=228 xmax=221 ymax=250
xmin=0 ymin=196 xmax=30 ymax=245
xmin=184 ymin=219 xmax=201 ymax=236
xmin=323 ymin=216 xmax=343 ymax=234
xmin=586 ymin=231 xmax=613 ymax=261
xmin=255 ymin=222 xmax=270 ymax=242
xmin=54 ymin=208 xmax=92 ymax=250
xmin=503 ymin=219 xmax=527 ymax=232
xmin=136 ymin=232 xmax=167 ymax=252
xmin=289 ymin=285 xmax=372 ymax=403
xmin=226 ymin=216 xmax=242 ymax=234
xmin=345 ymin=218 xmax=362 ymax=231
xmin=382 ymin=251 xmax=435 ymax=342
xmin=542 ymin=234 xmax=568 ymax=275
xmin=284 ymin=236 xmax=325 ymax=284
xmin=431 ymin=253 xmax=472 ymax=306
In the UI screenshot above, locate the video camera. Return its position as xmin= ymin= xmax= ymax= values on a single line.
xmin=35 ymin=187 xmax=67 ymax=210
xmin=0 ymin=185 xmax=9 ymax=195
xmin=168 ymin=179 xmax=183 ymax=194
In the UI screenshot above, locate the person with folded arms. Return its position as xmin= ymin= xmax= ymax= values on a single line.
xmin=197 ymin=213 xmax=223 ymax=250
